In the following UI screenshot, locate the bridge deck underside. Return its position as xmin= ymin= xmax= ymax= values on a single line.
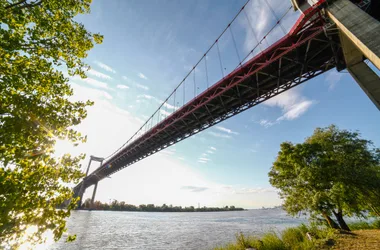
xmin=76 ymin=3 xmax=342 ymax=191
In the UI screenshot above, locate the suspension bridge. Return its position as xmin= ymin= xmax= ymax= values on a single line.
xmin=73 ymin=0 xmax=380 ymax=207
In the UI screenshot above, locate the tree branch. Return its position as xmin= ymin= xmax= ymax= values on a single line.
xmin=5 ymin=0 xmax=43 ymax=10
xmin=5 ymin=0 xmax=27 ymax=9
xmin=19 ymin=0 xmax=43 ymax=10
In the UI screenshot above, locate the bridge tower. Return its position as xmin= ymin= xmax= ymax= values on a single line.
xmin=75 ymin=155 xmax=104 ymax=208
xmin=291 ymin=0 xmax=380 ymax=110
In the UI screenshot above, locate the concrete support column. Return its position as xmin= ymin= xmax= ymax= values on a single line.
xmin=327 ymin=0 xmax=380 ymax=70
xmin=335 ymin=11 xmax=380 ymax=111
xmin=348 ymin=62 xmax=380 ymax=110
xmin=91 ymin=182 xmax=98 ymax=208
xmin=76 ymin=155 xmax=104 ymax=208
xmin=291 ymin=0 xmax=380 ymax=109
xmin=77 ymin=157 xmax=93 ymax=207
xmin=85 ymin=157 xmax=93 ymax=176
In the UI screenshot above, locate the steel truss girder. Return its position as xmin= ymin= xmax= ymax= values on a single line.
xmin=76 ymin=1 xmax=340 ymax=190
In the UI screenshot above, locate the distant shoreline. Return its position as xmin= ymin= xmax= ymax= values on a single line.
xmin=79 ymin=200 xmax=245 ymax=212
xmin=78 ymin=208 xmax=246 ymax=212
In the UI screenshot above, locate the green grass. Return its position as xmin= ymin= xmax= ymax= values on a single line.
xmin=214 ymin=221 xmax=380 ymax=250
xmin=214 ymin=224 xmax=336 ymax=250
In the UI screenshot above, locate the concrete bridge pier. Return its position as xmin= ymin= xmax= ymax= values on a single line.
xmin=328 ymin=0 xmax=380 ymax=110
xmin=77 ymin=155 xmax=104 ymax=208
xmin=291 ymin=0 xmax=380 ymax=110
xmin=91 ymin=181 xmax=98 ymax=208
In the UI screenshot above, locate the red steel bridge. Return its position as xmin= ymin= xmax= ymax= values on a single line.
xmin=74 ymin=0 xmax=380 ymax=206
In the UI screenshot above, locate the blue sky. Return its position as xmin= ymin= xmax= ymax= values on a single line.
xmin=57 ymin=0 xmax=380 ymax=209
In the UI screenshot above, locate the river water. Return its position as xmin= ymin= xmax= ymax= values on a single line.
xmin=49 ymin=209 xmax=307 ymax=250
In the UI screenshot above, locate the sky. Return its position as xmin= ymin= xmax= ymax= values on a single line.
xmin=56 ymin=0 xmax=380 ymax=209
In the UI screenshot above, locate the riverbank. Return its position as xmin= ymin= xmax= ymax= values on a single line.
xmin=214 ymin=220 xmax=380 ymax=250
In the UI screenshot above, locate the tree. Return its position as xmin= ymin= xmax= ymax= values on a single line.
xmin=269 ymin=125 xmax=380 ymax=231
xmin=0 ymin=0 xmax=102 ymax=248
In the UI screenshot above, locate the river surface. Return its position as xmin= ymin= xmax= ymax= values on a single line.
xmin=49 ymin=209 xmax=307 ymax=250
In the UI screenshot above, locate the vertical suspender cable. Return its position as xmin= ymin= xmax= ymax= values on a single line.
xmin=183 ymin=79 xmax=185 ymax=106
xmin=216 ymin=41 xmax=224 ymax=78
xmin=193 ymin=68 xmax=196 ymax=98
xmin=263 ymin=0 xmax=286 ymax=35
xmin=229 ymin=25 xmax=242 ymax=66
xmin=204 ymin=55 xmax=209 ymax=88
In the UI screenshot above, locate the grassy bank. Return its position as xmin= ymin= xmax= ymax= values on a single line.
xmin=214 ymin=220 xmax=380 ymax=250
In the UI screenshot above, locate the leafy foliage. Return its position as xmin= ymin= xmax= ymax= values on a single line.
xmin=0 ymin=0 xmax=102 ymax=248
xmin=269 ymin=125 xmax=380 ymax=231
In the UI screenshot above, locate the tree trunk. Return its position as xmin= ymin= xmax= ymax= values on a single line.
xmin=322 ymin=212 xmax=340 ymax=229
xmin=333 ymin=210 xmax=350 ymax=231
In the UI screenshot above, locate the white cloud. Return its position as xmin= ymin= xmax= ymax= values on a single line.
xmin=233 ymin=187 xmax=276 ymax=195
xmin=277 ymin=100 xmax=314 ymax=121
xmin=138 ymin=94 xmax=154 ymax=100
xmin=242 ymin=0 xmax=300 ymax=58
xmin=102 ymin=92 xmax=113 ymax=100
xmin=160 ymin=109 xmax=171 ymax=117
xmin=73 ymin=76 xmax=110 ymax=90
xmin=243 ymin=0 xmax=269 ymax=53
xmin=88 ymin=69 xmax=113 ymax=80
xmin=69 ymin=83 xmax=113 ymax=101
xmin=325 ymin=70 xmax=343 ymax=90
xmin=123 ymin=76 xmax=150 ymax=91
xmin=138 ymin=72 xmax=148 ymax=80
xmin=94 ymin=61 xmax=116 ymax=74
xmin=210 ymin=147 xmax=217 ymax=151
xmin=199 ymin=157 xmax=210 ymax=162
xmin=83 ymin=78 xmax=109 ymax=90
xmin=208 ymin=131 xmax=231 ymax=139
xmin=206 ymin=150 xmax=214 ymax=154
xmin=138 ymin=94 xmax=177 ymax=110
xmin=258 ymin=87 xmax=315 ymax=127
xmin=117 ymin=84 xmax=129 ymax=90
xmin=258 ymin=119 xmax=277 ymax=128
xmin=215 ymin=126 xmax=239 ymax=135
xmin=160 ymin=149 xmax=175 ymax=156
xmin=135 ymin=83 xmax=149 ymax=91
xmin=161 ymin=101 xmax=176 ymax=110
xmin=198 ymin=160 xmax=208 ymax=164
xmin=181 ymin=186 xmax=208 ymax=192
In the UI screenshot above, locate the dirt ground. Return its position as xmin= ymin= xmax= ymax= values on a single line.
xmin=332 ymin=230 xmax=380 ymax=249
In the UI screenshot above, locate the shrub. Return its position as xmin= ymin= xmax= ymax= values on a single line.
xmin=282 ymin=227 xmax=304 ymax=247
xmin=214 ymin=224 xmax=337 ymax=250
xmin=348 ymin=221 xmax=372 ymax=230
xmin=261 ymin=233 xmax=286 ymax=250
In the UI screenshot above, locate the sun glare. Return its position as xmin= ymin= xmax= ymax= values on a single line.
xmin=18 ymin=227 xmax=55 ymax=250
xmin=54 ymin=139 xmax=76 ymax=157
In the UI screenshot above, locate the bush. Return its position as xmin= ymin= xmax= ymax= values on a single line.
xmin=282 ymin=228 xmax=304 ymax=247
xmin=214 ymin=224 xmax=336 ymax=250
xmin=348 ymin=221 xmax=372 ymax=230
xmin=372 ymin=220 xmax=380 ymax=229
xmin=214 ymin=233 xmax=262 ymax=250
xmin=261 ymin=233 xmax=286 ymax=250
xmin=348 ymin=220 xmax=380 ymax=230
